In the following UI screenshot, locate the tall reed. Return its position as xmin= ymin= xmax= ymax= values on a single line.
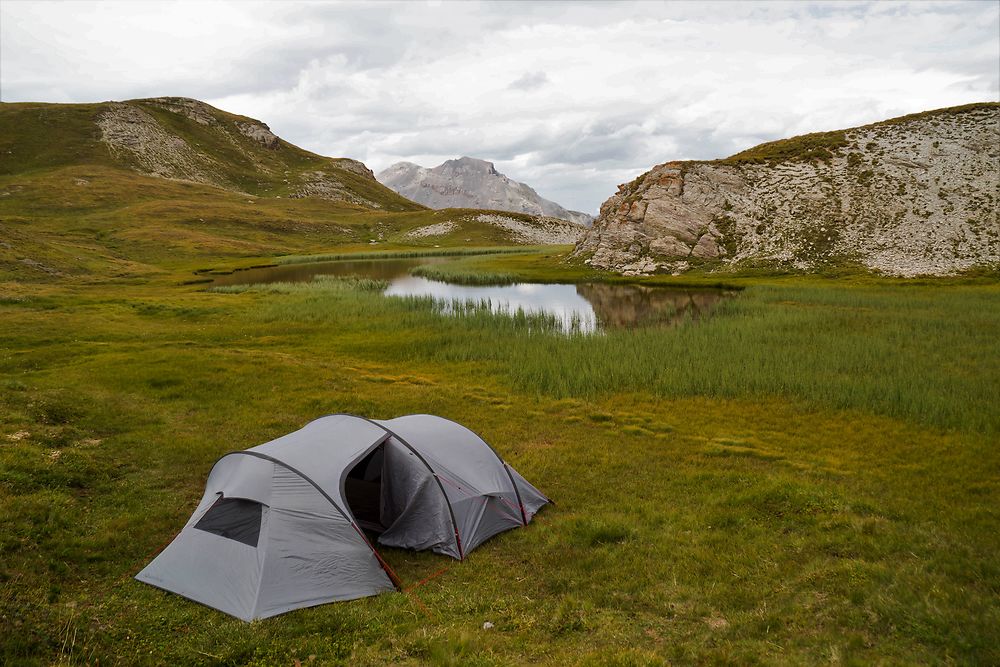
xmin=220 ymin=280 xmax=1000 ymax=435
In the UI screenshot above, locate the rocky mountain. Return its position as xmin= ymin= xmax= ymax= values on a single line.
xmin=378 ymin=157 xmax=593 ymax=226
xmin=574 ymin=103 xmax=999 ymax=276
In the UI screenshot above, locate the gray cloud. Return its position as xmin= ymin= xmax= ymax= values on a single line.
xmin=2 ymin=0 xmax=997 ymax=215
xmin=508 ymin=71 xmax=550 ymax=91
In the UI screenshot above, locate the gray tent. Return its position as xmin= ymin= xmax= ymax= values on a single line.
xmin=136 ymin=414 xmax=550 ymax=621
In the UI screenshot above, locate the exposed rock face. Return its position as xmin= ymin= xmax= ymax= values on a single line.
xmin=147 ymin=97 xmax=219 ymax=125
xmin=575 ymin=104 xmax=999 ymax=276
xmin=405 ymin=221 xmax=458 ymax=238
xmin=147 ymin=97 xmax=280 ymax=150
xmin=378 ymin=157 xmax=594 ymax=226
xmin=97 ymin=102 xmax=226 ymax=187
xmin=93 ymin=97 xmax=396 ymax=208
xmin=403 ymin=213 xmax=584 ymax=244
xmin=473 ymin=213 xmax=584 ymax=244
xmin=330 ymin=158 xmax=376 ymax=180
xmin=235 ymin=120 xmax=280 ymax=149
xmin=289 ymin=170 xmax=381 ymax=208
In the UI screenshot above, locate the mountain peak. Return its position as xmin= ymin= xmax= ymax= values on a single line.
xmin=377 ymin=157 xmax=592 ymax=225
xmin=443 ymin=156 xmax=498 ymax=175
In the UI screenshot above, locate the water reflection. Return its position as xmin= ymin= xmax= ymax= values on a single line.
xmin=386 ymin=279 xmax=731 ymax=333
xmin=576 ymin=283 xmax=731 ymax=329
xmin=385 ymin=276 xmax=602 ymax=331
xmin=209 ymin=258 xmax=733 ymax=333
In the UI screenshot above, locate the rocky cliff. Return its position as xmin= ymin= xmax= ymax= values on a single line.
xmin=378 ymin=157 xmax=593 ymax=226
xmin=575 ymin=103 xmax=999 ymax=276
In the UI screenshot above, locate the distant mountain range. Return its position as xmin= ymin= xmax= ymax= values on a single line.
xmin=377 ymin=157 xmax=593 ymax=226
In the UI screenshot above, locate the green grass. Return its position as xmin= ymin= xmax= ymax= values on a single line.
xmin=218 ymin=276 xmax=1000 ymax=436
xmin=276 ymin=246 xmax=539 ymax=266
xmin=719 ymin=129 xmax=849 ymax=165
xmin=2 ymin=259 xmax=998 ymax=665
xmin=0 ymin=164 xmax=563 ymax=283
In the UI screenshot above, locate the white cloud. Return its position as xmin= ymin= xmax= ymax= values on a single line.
xmin=1 ymin=0 xmax=997 ymax=214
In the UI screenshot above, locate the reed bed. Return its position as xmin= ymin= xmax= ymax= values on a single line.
xmin=226 ymin=278 xmax=1000 ymax=435
xmin=409 ymin=264 xmax=518 ymax=286
xmin=210 ymin=275 xmax=389 ymax=294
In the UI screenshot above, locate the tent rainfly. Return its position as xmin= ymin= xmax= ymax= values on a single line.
xmin=135 ymin=413 xmax=550 ymax=621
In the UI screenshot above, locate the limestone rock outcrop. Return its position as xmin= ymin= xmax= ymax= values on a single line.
xmin=575 ymin=104 xmax=999 ymax=276
xmin=97 ymin=102 xmax=227 ymax=187
xmin=235 ymin=120 xmax=280 ymax=149
xmin=94 ymin=97 xmax=395 ymax=207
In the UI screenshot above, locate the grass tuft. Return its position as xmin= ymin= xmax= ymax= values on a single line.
xmin=569 ymin=519 xmax=637 ymax=547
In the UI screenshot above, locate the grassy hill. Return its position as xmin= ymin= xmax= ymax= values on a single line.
xmin=0 ymin=98 xmax=572 ymax=283
xmin=0 ymin=98 xmax=419 ymax=204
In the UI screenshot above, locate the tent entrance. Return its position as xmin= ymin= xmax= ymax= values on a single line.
xmin=345 ymin=444 xmax=386 ymax=534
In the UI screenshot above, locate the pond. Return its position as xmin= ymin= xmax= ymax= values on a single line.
xmin=210 ymin=258 xmax=734 ymax=333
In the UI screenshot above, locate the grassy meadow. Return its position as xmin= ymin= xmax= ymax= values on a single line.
xmin=1 ymin=243 xmax=998 ymax=665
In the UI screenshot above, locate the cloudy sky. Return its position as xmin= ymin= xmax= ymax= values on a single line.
xmin=2 ymin=1 xmax=998 ymax=214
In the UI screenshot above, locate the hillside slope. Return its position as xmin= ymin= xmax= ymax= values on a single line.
xmin=0 ymin=97 xmax=420 ymax=210
xmin=574 ymin=103 xmax=999 ymax=276
xmin=378 ymin=157 xmax=593 ymax=225
xmin=0 ymin=99 xmax=577 ymax=282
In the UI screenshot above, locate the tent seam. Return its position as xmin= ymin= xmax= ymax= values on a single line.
xmin=249 ymin=502 xmax=272 ymax=619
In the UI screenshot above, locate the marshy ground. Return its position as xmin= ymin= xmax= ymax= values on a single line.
xmin=1 ymin=248 xmax=998 ymax=665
